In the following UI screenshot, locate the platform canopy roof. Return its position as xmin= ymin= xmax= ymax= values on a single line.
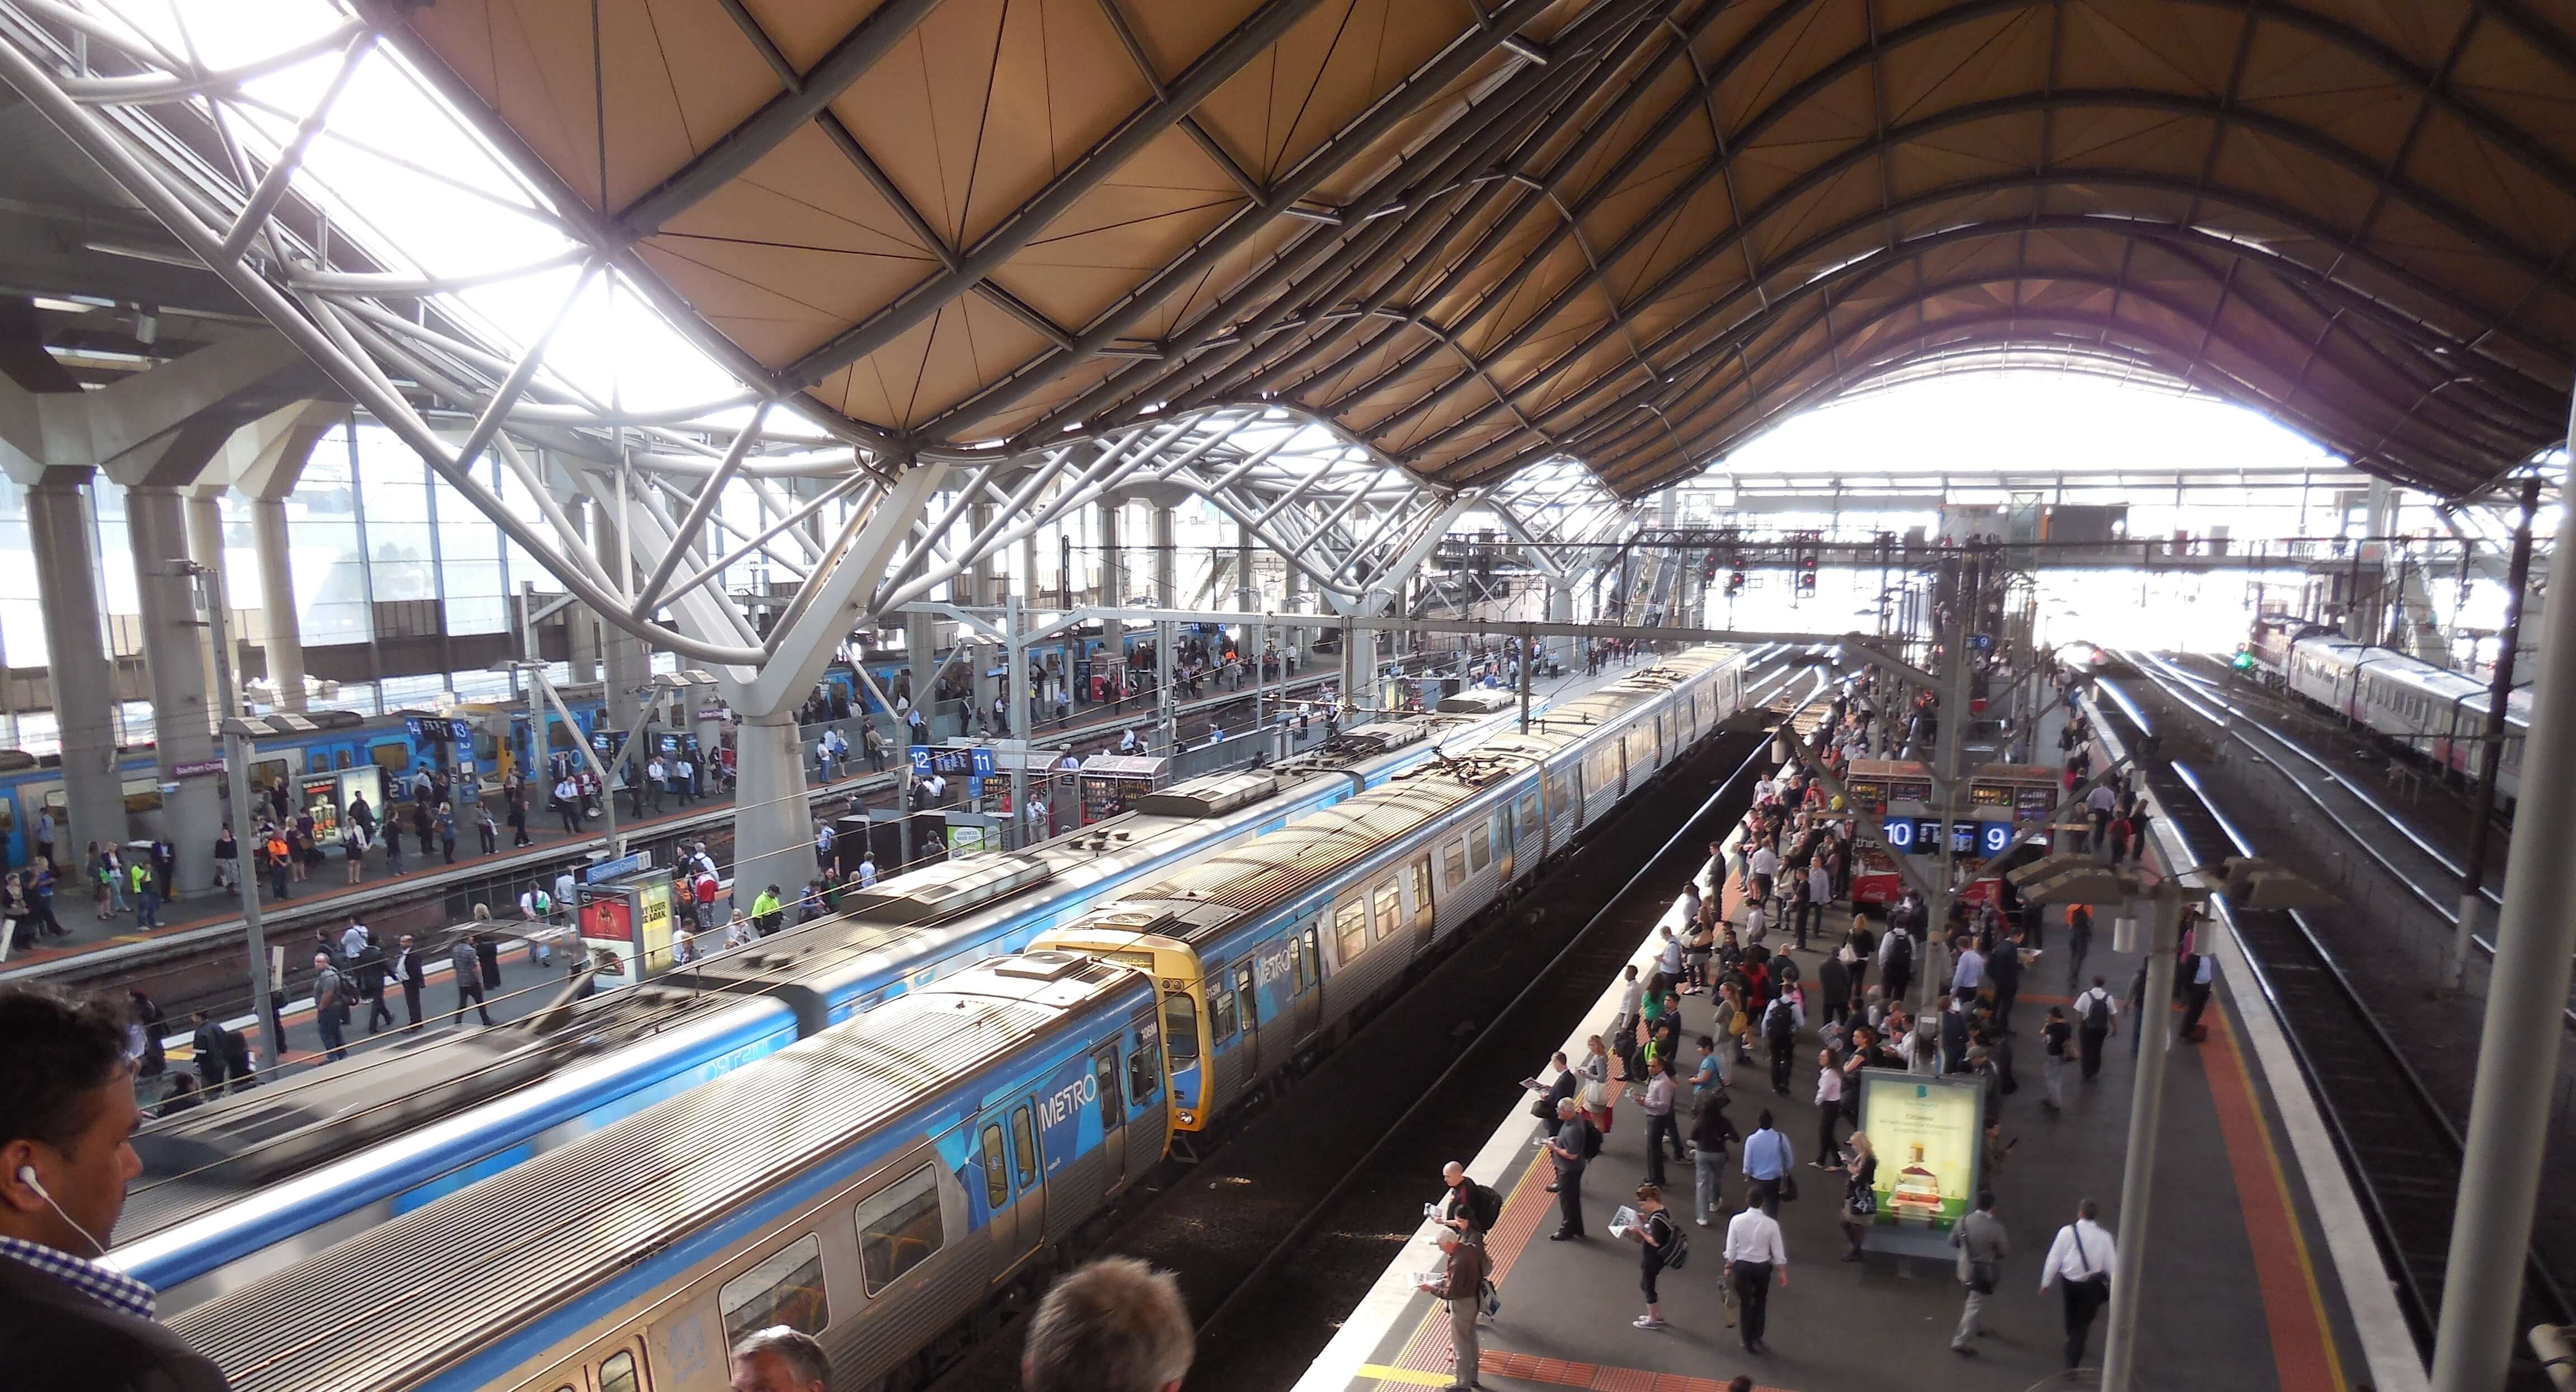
xmin=309 ymin=0 xmax=2566 ymax=500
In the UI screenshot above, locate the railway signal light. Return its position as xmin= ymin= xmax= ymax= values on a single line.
xmin=1726 ymin=568 xmax=1746 ymax=597
xmin=1797 ymin=553 xmax=1817 ymax=594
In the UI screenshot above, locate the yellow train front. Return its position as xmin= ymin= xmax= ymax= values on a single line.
xmin=1035 ymin=644 xmax=1754 ymax=1136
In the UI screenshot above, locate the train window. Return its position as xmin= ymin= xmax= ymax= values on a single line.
xmin=1301 ymin=927 xmax=1322 ymax=990
xmin=1442 ymin=839 xmax=1466 ymax=890
xmin=1235 ymin=965 xmax=1259 ymax=1027
xmin=1467 ymin=825 xmax=1491 ymax=872
xmin=855 ymin=1164 xmax=945 ymax=1296
xmin=335 ymin=749 xmax=353 ymax=770
xmin=718 ymin=1233 xmax=828 ymax=1348
xmin=1286 ymin=937 xmax=1310 ymax=994
xmin=1010 ymin=1106 xmax=1039 ymax=1190
xmin=1127 ymin=1038 xmax=1163 ymax=1106
xmin=980 ymin=1126 xmax=1008 ymax=1209
xmin=1092 ymin=1047 xmax=1124 ymax=1130
xmin=1207 ymin=977 xmax=1239 ymax=1042
xmin=1545 ymin=770 xmax=1568 ymax=812
xmin=598 ymin=1351 xmax=641 ymax=1392
xmin=1411 ymin=857 xmax=1434 ymax=932
xmin=1372 ymin=881 xmax=1401 ymax=942
xmin=1517 ymin=792 xmax=1540 ymax=843
xmin=1162 ymin=994 xmax=1198 ymax=1063
xmin=1333 ymin=898 xmax=1367 ymax=961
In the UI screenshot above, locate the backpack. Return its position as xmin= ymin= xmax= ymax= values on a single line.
xmin=2082 ymin=990 xmax=2113 ymax=1032
xmin=1886 ymin=929 xmax=1913 ymax=970
xmin=1663 ymin=1219 xmax=1692 ymax=1270
xmin=534 ymin=890 xmax=552 ymax=918
xmin=1581 ymin=1121 xmax=1604 ymax=1160
xmin=1468 ymin=1182 xmax=1504 ymax=1233
xmin=1764 ymin=1000 xmax=1794 ymax=1043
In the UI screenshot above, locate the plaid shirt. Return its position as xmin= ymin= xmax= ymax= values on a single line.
xmin=0 ymin=1234 xmax=156 ymax=1320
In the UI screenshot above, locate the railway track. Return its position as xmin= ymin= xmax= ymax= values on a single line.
xmin=2112 ymin=650 xmax=2576 ymax=1027
xmin=2086 ymin=676 xmax=2572 ymax=1366
xmin=924 ymin=673 xmax=1821 ymax=1392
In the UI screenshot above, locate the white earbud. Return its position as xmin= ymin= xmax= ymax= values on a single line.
xmin=16 ymin=1163 xmax=105 ymax=1257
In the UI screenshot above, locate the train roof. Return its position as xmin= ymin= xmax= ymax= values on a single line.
xmin=167 ymin=959 xmax=1146 ymax=1392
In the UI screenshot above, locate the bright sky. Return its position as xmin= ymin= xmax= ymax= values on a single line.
xmin=1717 ymin=371 xmax=2345 ymax=478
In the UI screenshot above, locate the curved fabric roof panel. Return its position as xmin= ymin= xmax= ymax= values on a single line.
xmin=384 ymin=0 xmax=2576 ymax=497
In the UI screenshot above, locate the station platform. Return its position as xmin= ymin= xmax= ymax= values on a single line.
xmin=0 ymin=664 xmax=1357 ymax=985
xmin=1295 ymin=763 xmax=2413 ymax=1392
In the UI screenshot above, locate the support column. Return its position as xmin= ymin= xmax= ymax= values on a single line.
xmin=1236 ymin=523 xmax=1257 ymax=610
xmin=250 ymin=496 xmax=307 ymax=712
xmin=1099 ymin=495 xmax=1125 ymax=607
xmin=594 ymin=504 xmax=647 ymax=742
xmin=28 ymin=471 xmax=128 ymax=860
xmin=1546 ymin=578 xmax=1576 ymax=672
xmin=129 ymin=486 xmax=221 ymax=890
xmin=184 ymin=493 xmax=231 ymax=716
xmin=2427 ymin=436 xmax=2576 ymax=1392
xmin=972 ymin=500 xmax=1001 ymax=711
xmin=1151 ymin=503 xmax=1178 ymax=609
xmin=1284 ymin=565 xmax=1309 ymax=671
xmin=730 ymin=710 xmax=818 ymax=904
xmin=905 ymin=611 xmax=935 ymax=734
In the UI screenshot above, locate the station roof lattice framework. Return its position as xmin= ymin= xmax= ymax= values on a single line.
xmin=54 ymin=0 xmax=2576 ymax=501
xmin=3 ymin=0 xmax=2574 ymax=523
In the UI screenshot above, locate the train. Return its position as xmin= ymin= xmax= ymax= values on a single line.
xmin=164 ymin=644 xmax=1765 ymax=1392
xmin=109 ymin=648 xmax=1740 ymax=1314
xmin=2243 ymin=618 xmax=2529 ymax=804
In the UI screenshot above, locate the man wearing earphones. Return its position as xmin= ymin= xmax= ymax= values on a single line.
xmin=0 ymin=985 xmax=231 ymax=1389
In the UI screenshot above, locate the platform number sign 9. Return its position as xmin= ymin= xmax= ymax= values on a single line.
xmin=1980 ymin=822 xmax=2013 ymax=857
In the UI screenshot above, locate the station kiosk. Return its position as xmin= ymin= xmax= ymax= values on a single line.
xmin=1844 ymin=758 xmax=1935 ymax=906
xmin=1077 ymin=754 xmax=1171 ymax=824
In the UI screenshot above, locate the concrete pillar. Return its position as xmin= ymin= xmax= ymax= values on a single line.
xmin=1151 ymin=503 xmax=1177 ymax=609
xmin=250 ymin=496 xmax=307 ymax=712
xmin=1236 ymin=522 xmax=1257 ymax=611
xmin=1546 ymin=579 xmax=1577 ymax=671
xmin=1099 ymin=495 xmax=1125 ymax=606
xmin=1284 ymin=565 xmax=1309 ymax=669
xmin=905 ymin=610 xmax=936 ymax=734
xmin=971 ymin=501 xmax=1000 ymax=709
xmin=28 ymin=471 xmax=128 ymax=860
xmin=730 ymin=710 xmax=818 ymax=901
xmin=128 ymin=486 xmax=222 ymax=889
xmin=1019 ymin=530 xmax=1038 ymax=607
xmin=594 ymin=504 xmax=647 ymax=740
xmin=184 ymin=493 xmax=231 ymax=717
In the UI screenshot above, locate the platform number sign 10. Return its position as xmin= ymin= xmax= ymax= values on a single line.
xmin=1880 ymin=817 xmax=1916 ymax=852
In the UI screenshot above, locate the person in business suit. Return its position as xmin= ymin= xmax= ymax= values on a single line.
xmin=0 ymin=985 xmax=234 ymax=1390
xmin=390 ymin=934 xmax=427 ymax=1032
xmin=352 ymin=934 xmax=391 ymax=1034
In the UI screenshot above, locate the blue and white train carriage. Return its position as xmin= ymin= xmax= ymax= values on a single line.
xmin=168 ymin=645 xmax=1759 ymax=1392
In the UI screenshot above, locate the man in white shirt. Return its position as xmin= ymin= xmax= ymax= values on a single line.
xmin=2074 ymin=975 xmax=2119 ymax=1080
xmin=1612 ymin=964 xmax=1643 ymax=1047
xmin=1722 ymin=1196 xmax=1789 ymax=1354
xmin=2085 ymin=780 xmax=2117 ymax=853
xmin=1747 ymin=842 xmax=1779 ymax=904
xmin=2180 ymin=947 xmax=2217 ymax=1040
xmin=554 ymin=870 xmax=577 ymax=923
xmin=646 ymin=755 xmax=666 ymax=812
xmin=2039 ymin=1198 xmax=2118 ymax=1369
xmin=1118 ymin=728 xmax=1139 ymax=755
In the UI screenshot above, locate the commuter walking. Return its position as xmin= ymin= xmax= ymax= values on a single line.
xmin=311 ymin=951 xmax=349 ymax=1061
xmin=390 ymin=934 xmax=425 ymax=1030
xmin=1950 ymin=1189 xmax=2009 ymax=1353
xmin=1546 ymin=1098 xmax=1591 ymax=1241
xmin=1740 ymin=1110 xmax=1793 ymax=1209
xmin=2074 ymin=976 xmax=2118 ymax=1081
xmin=1625 ymin=1183 xmax=1677 ymax=1331
xmin=449 ymin=936 xmax=493 ymax=1026
xmin=1722 ymin=1195 xmax=1789 ymax=1355
xmin=1691 ymin=1090 xmax=1739 ymax=1226
xmin=2180 ymin=947 xmax=2216 ymax=1041
xmin=1830 ymin=1130 xmax=1877 ymax=1260
xmin=2040 ymin=1005 xmax=2071 ymax=1111
xmin=355 ymin=934 xmax=392 ymax=1033
xmin=2041 ymin=1198 xmax=2118 ymax=1369
xmin=1415 ymin=1226 xmax=1489 ymax=1389
xmin=2064 ymin=904 xmax=2094 ymax=988
xmin=190 ymin=1009 xmax=233 ymax=1095
xmin=1639 ymin=1057 xmax=1686 ymax=1187
xmin=476 ymin=803 xmax=499 ymax=855
xmin=1762 ymin=992 xmax=1797 ymax=1094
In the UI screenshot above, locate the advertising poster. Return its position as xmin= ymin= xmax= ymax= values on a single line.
xmin=580 ymin=890 xmax=633 ymax=942
xmin=1857 ymin=1069 xmax=1984 ymax=1257
xmin=637 ymin=881 xmax=676 ymax=974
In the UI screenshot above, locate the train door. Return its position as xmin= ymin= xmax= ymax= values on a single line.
xmin=1294 ymin=924 xmax=1323 ymax=1038
xmin=1411 ymin=854 xmax=1436 ymax=950
xmin=1090 ymin=1043 xmax=1127 ymax=1189
xmin=1493 ymin=805 xmax=1515 ymax=882
xmin=1007 ymin=1101 xmax=1045 ymax=1258
xmin=1516 ymin=788 xmax=1543 ymax=869
xmin=1231 ymin=961 xmax=1261 ymax=1074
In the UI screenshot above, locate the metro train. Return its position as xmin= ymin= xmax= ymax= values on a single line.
xmin=167 ymin=645 xmax=1764 ymax=1392
xmin=2244 ymin=618 xmax=2530 ymax=804
xmin=110 ymin=650 xmax=1718 ymax=1314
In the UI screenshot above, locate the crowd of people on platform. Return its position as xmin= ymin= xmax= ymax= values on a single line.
xmin=1411 ymin=667 xmax=2212 ymax=1391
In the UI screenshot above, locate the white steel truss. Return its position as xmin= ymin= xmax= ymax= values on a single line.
xmin=0 ymin=1 xmax=1642 ymax=709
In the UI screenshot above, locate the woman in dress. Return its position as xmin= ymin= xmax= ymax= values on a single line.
xmin=1831 ymin=1130 xmax=1878 ymax=1261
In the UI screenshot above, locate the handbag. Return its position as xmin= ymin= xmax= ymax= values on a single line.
xmin=1846 ymin=1184 xmax=1877 ymax=1218
xmin=1778 ymin=1169 xmax=1799 ymax=1202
